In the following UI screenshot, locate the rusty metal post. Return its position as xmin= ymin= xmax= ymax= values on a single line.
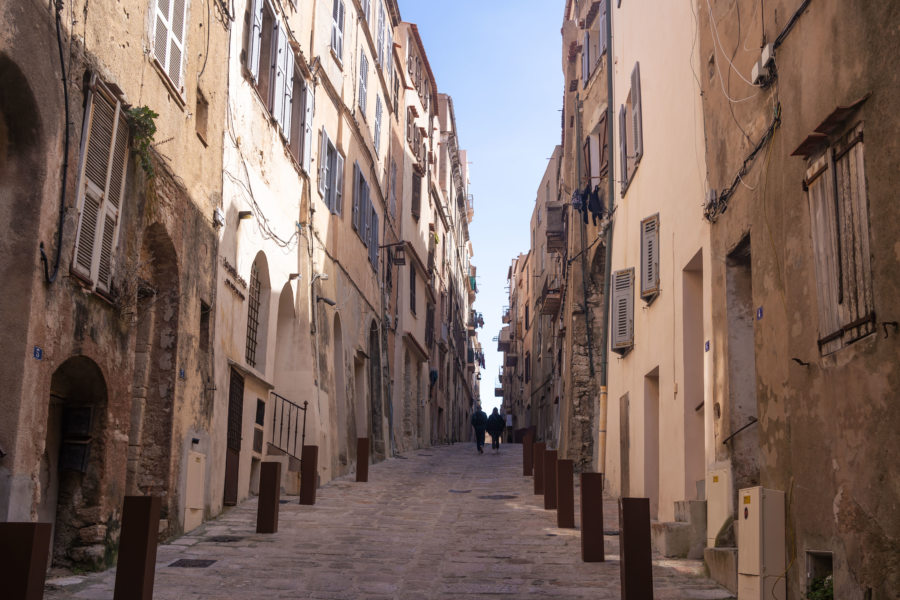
xmin=543 ymin=449 xmax=558 ymax=510
xmin=619 ymin=497 xmax=653 ymax=599
xmin=0 ymin=522 xmax=52 ymax=600
xmin=299 ymin=445 xmax=319 ymax=505
xmin=533 ymin=442 xmax=546 ymax=495
xmin=356 ymin=438 xmax=369 ymax=482
xmin=114 ymin=495 xmax=161 ymax=600
xmin=256 ymin=461 xmax=282 ymax=533
xmin=580 ymin=473 xmax=605 ymax=562
xmin=523 ymin=431 xmax=534 ymax=476
xmin=557 ymin=459 xmax=575 ymax=528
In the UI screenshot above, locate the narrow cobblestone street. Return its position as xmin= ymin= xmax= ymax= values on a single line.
xmin=45 ymin=444 xmax=733 ymax=599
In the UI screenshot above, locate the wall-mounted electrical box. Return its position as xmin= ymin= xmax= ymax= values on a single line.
xmin=738 ymin=486 xmax=786 ymax=600
xmin=706 ymin=464 xmax=733 ymax=547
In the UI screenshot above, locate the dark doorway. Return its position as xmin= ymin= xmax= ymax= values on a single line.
xmin=223 ymin=368 xmax=244 ymax=506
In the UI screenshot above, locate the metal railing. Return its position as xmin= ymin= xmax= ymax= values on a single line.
xmin=270 ymin=392 xmax=308 ymax=460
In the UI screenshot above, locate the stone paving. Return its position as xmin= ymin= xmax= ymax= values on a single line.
xmin=45 ymin=443 xmax=734 ymax=599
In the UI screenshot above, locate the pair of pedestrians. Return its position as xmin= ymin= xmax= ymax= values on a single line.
xmin=470 ymin=405 xmax=505 ymax=454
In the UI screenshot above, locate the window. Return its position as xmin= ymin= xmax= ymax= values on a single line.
xmin=619 ymin=63 xmax=643 ymax=194
xmin=358 ymin=52 xmax=368 ymax=117
xmin=199 ymin=301 xmax=211 ymax=352
xmin=374 ymin=96 xmax=383 ymax=155
xmin=248 ymin=0 xmax=275 ymax=103
xmin=360 ymin=0 xmax=371 ymax=23
xmin=392 ymin=71 xmax=400 ymax=117
xmin=389 ymin=159 xmax=397 ymax=219
xmin=524 ymin=352 xmax=531 ymax=383
xmin=410 ymin=266 xmax=417 ymax=315
xmin=288 ymin=70 xmax=315 ymax=173
xmin=331 ymin=0 xmax=345 ymax=59
xmin=151 ymin=0 xmax=189 ymax=92
xmin=246 ymin=260 xmax=262 ymax=367
xmin=611 ymin=268 xmax=635 ymax=354
xmin=195 ymin=89 xmax=209 ymax=144
xmin=806 ymin=123 xmax=874 ymax=354
xmin=376 ymin=2 xmax=385 ymax=66
xmin=411 ymin=171 xmax=422 ymax=219
xmin=640 ymin=214 xmax=660 ymax=301
xmin=369 ymin=205 xmax=379 ymax=269
xmin=72 ymin=79 xmax=128 ymax=293
xmin=352 ymin=162 xmax=371 ymax=243
xmin=581 ymin=1 xmax=608 ymax=83
xmin=318 ymin=128 xmax=344 ymax=214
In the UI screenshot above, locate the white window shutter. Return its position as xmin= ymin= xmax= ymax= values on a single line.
xmin=281 ymin=39 xmax=295 ymax=138
xmin=302 ymin=82 xmax=314 ymax=173
xmin=352 ymin=162 xmax=361 ymax=231
xmin=611 ymin=268 xmax=635 ymax=352
xmin=374 ymin=96 xmax=382 ymax=155
xmin=618 ymin=105 xmax=628 ymax=191
xmin=640 ymin=214 xmax=660 ymax=298
xmin=632 ymin=62 xmax=643 ymax=163
xmin=168 ymin=0 xmax=187 ymax=90
xmin=332 ymin=151 xmax=344 ymax=215
xmin=272 ymin=24 xmax=287 ymax=130
xmin=600 ymin=7 xmax=608 ymax=54
xmin=359 ymin=53 xmax=368 ymax=116
xmin=152 ymin=0 xmax=171 ymax=82
xmin=248 ymin=0 xmax=263 ymax=81
xmin=319 ymin=128 xmax=329 ymax=199
xmin=331 ymin=0 xmax=344 ymax=57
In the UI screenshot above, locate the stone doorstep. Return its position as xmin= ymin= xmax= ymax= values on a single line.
xmin=652 ymin=500 xmax=707 ymax=559
xmin=704 ymin=546 xmax=738 ymax=595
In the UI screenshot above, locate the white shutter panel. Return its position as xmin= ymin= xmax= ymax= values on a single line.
xmin=281 ymin=38 xmax=295 ymax=138
xmin=272 ymin=24 xmax=287 ymax=129
xmin=152 ymin=0 xmax=171 ymax=80
xmin=352 ymin=162 xmax=361 ymax=231
xmin=582 ymin=31 xmax=590 ymax=84
xmin=374 ymin=96 xmax=382 ymax=155
xmin=332 ymin=0 xmax=344 ymax=57
xmin=359 ymin=53 xmax=368 ymax=116
xmin=632 ymin=62 xmax=643 ymax=163
xmin=248 ymin=0 xmax=263 ymax=81
xmin=319 ymin=128 xmax=330 ymax=199
xmin=332 ymin=152 xmax=344 ymax=215
xmin=640 ymin=214 xmax=659 ymax=298
xmin=377 ymin=4 xmax=385 ymax=66
xmin=302 ymin=82 xmax=314 ymax=173
xmin=600 ymin=7 xmax=608 ymax=54
xmin=619 ymin=105 xmax=628 ymax=192
xmin=167 ymin=0 xmax=187 ymax=90
xmin=611 ymin=268 xmax=634 ymax=352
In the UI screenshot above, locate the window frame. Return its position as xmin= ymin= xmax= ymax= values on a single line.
xmin=150 ymin=0 xmax=190 ymax=95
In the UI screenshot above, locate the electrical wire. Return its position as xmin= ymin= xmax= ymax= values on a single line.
xmin=706 ymin=0 xmax=759 ymax=89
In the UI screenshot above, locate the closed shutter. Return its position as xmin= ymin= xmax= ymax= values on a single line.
xmin=618 ymin=105 xmax=628 ymax=193
xmin=281 ymin=35 xmax=295 ymax=138
xmin=640 ymin=214 xmax=660 ymax=299
xmin=631 ymin=62 xmax=643 ymax=163
xmin=369 ymin=208 xmax=379 ymax=268
xmin=248 ymin=0 xmax=263 ymax=81
xmin=272 ymin=24 xmax=288 ymax=132
xmin=360 ymin=180 xmax=370 ymax=246
xmin=73 ymin=82 xmax=127 ymax=291
xmin=806 ymin=155 xmax=842 ymax=355
xmin=377 ymin=3 xmax=385 ymax=65
xmin=359 ymin=52 xmax=368 ymax=116
xmin=599 ymin=5 xmax=608 ymax=54
xmin=611 ymin=268 xmax=634 ymax=352
xmin=352 ymin=162 xmax=361 ymax=231
xmin=582 ymin=31 xmax=590 ymax=84
xmin=152 ymin=0 xmax=188 ymax=91
xmin=331 ymin=0 xmax=344 ymax=57
xmin=389 ymin=160 xmax=397 ymax=218
xmin=332 ymin=151 xmax=344 ymax=215
xmin=319 ymin=128 xmax=330 ymax=200
xmin=374 ymin=95 xmax=382 ymax=154
xmin=302 ymin=82 xmax=314 ymax=173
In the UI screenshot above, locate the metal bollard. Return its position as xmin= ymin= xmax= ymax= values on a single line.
xmin=619 ymin=497 xmax=654 ymax=599
xmin=356 ymin=438 xmax=369 ymax=483
xmin=523 ymin=431 xmax=534 ymax=476
xmin=533 ymin=442 xmax=546 ymax=495
xmin=299 ymin=445 xmax=319 ymax=505
xmin=114 ymin=495 xmax=161 ymax=600
xmin=580 ymin=473 xmax=605 ymax=562
xmin=0 ymin=522 xmax=51 ymax=600
xmin=543 ymin=449 xmax=558 ymax=510
xmin=557 ymin=459 xmax=575 ymax=528
xmin=256 ymin=461 xmax=282 ymax=533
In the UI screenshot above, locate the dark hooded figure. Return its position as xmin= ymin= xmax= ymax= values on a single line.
xmin=471 ymin=405 xmax=488 ymax=454
xmin=486 ymin=408 xmax=505 ymax=453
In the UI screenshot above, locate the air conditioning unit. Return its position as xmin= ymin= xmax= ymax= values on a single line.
xmin=738 ymin=486 xmax=786 ymax=600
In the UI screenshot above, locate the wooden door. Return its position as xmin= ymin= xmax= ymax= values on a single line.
xmin=223 ymin=368 xmax=244 ymax=506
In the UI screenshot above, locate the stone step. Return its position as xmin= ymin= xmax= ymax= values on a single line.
xmin=675 ymin=499 xmax=707 ymax=524
xmin=652 ymin=500 xmax=707 ymax=559
xmin=704 ymin=546 xmax=738 ymax=595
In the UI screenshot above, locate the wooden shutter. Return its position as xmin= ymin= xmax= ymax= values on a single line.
xmin=631 ymin=62 xmax=643 ymax=163
xmin=248 ymin=0 xmax=263 ymax=81
xmin=302 ymin=82 xmax=314 ymax=173
xmin=272 ymin=24 xmax=288 ymax=132
xmin=374 ymin=95 xmax=382 ymax=154
xmin=582 ymin=31 xmax=590 ymax=84
xmin=332 ymin=0 xmax=344 ymax=57
xmin=369 ymin=208 xmax=379 ymax=268
xmin=611 ymin=268 xmax=634 ymax=352
xmin=332 ymin=151 xmax=344 ymax=215
xmin=360 ymin=180 xmax=370 ymax=246
xmin=618 ymin=105 xmax=628 ymax=193
xmin=640 ymin=214 xmax=660 ymax=299
xmin=352 ymin=162 xmax=361 ymax=231
xmin=73 ymin=82 xmax=127 ymax=291
xmin=152 ymin=0 xmax=188 ymax=91
xmin=319 ymin=128 xmax=330 ymax=201
xmin=599 ymin=5 xmax=608 ymax=54
xmin=359 ymin=53 xmax=368 ymax=116
xmin=281 ymin=35 xmax=295 ymax=138
xmin=377 ymin=3 xmax=385 ymax=66
xmin=806 ymin=155 xmax=842 ymax=355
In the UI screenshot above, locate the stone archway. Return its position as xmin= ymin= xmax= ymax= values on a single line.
xmin=126 ymin=224 xmax=179 ymax=531
xmin=39 ymin=356 xmax=108 ymax=569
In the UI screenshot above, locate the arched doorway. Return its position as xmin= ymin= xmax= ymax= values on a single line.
xmin=127 ymin=224 xmax=179 ymax=531
xmin=39 ymin=356 xmax=108 ymax=569
xmin=368 ymin=322 xmax=384 ymax=459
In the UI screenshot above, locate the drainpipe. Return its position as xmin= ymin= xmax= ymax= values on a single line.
xmin=597 ymin=0 xmax=615 ymax=476
xmin=574 ymin=94 xmax=595 ymax=380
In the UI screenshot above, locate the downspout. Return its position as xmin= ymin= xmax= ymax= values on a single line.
xmin=597 ymin=0 xmax=615 ymax=476
xmin=574 ymin=94 xmax=595 ymax=379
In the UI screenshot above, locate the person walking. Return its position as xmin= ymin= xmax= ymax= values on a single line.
xmin=486 ymin=407 xmax=505 ymax=453
xmin=471 ymin=404 xmax=488 ymax=454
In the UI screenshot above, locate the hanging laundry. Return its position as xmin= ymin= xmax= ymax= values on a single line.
xmin=588 ymin=185 xmax=605 ymax=226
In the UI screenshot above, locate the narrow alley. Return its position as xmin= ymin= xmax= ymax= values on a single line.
xmin=44 ymin=443 xmax=732 ymax=600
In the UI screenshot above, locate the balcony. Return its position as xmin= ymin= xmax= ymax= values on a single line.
xmin=505 ymin=352 xmax=518 ymax=368
xmin=501 ymin=307 xmax=510 ymax=324
xmin=494 ymin=386 xmax=504 ymax=397
xmin=540 ymin=277 xmax=562 ymax=315
xmin=546 ymin=201 xmax=566 ymax=253
xmin=497 ymin=325 xmax=512 ymax=352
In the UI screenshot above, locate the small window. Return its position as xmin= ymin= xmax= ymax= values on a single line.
xmin=358 ymin=52 xmax=368 ymax=117
xmin=150 ymin=0 xmax=189 ymax=92
xmin=611 ymin=268 xmax=635 ymax=354
xmin=195 ymin=89 xmax=209 ymax=145
xmin=199 ymin=301 xmax=211 ymax=352
xmin=410 ymin=266 xmax=417 ymax=315
xmin=619 ymin=63 xmax=644 ymax=195
xmin=640 ymin=214 xmax=660 ymax=301
xmin=255 ymin=398 xmax=266 ymax=426
xmin=374 ymin=96 xmax=383 ymax=155
xmin=319 ymin=128 xmax=345 ymax=214
xmin=331 ymin=0 xmax=345 ymax=59
xmin=411 ymin=171 xmax=422 ymax=219
xmin=246 ymin=261 xmax=262 ymax=367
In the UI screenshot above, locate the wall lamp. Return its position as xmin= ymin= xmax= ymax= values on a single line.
xmin=237 ymin=210 xmax=253 ymax=221
xmin=317 ymin=296 xmax=336 ymax=306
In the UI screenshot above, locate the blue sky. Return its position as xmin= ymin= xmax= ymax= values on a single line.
xmin=399 ymin=1 xmax=564 ymax=411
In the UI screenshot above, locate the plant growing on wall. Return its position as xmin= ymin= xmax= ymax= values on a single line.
xmin=128 ymin=105 xmax=158 ymax=178
xmin=807 ymin=575 xmax=833 ymax=600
